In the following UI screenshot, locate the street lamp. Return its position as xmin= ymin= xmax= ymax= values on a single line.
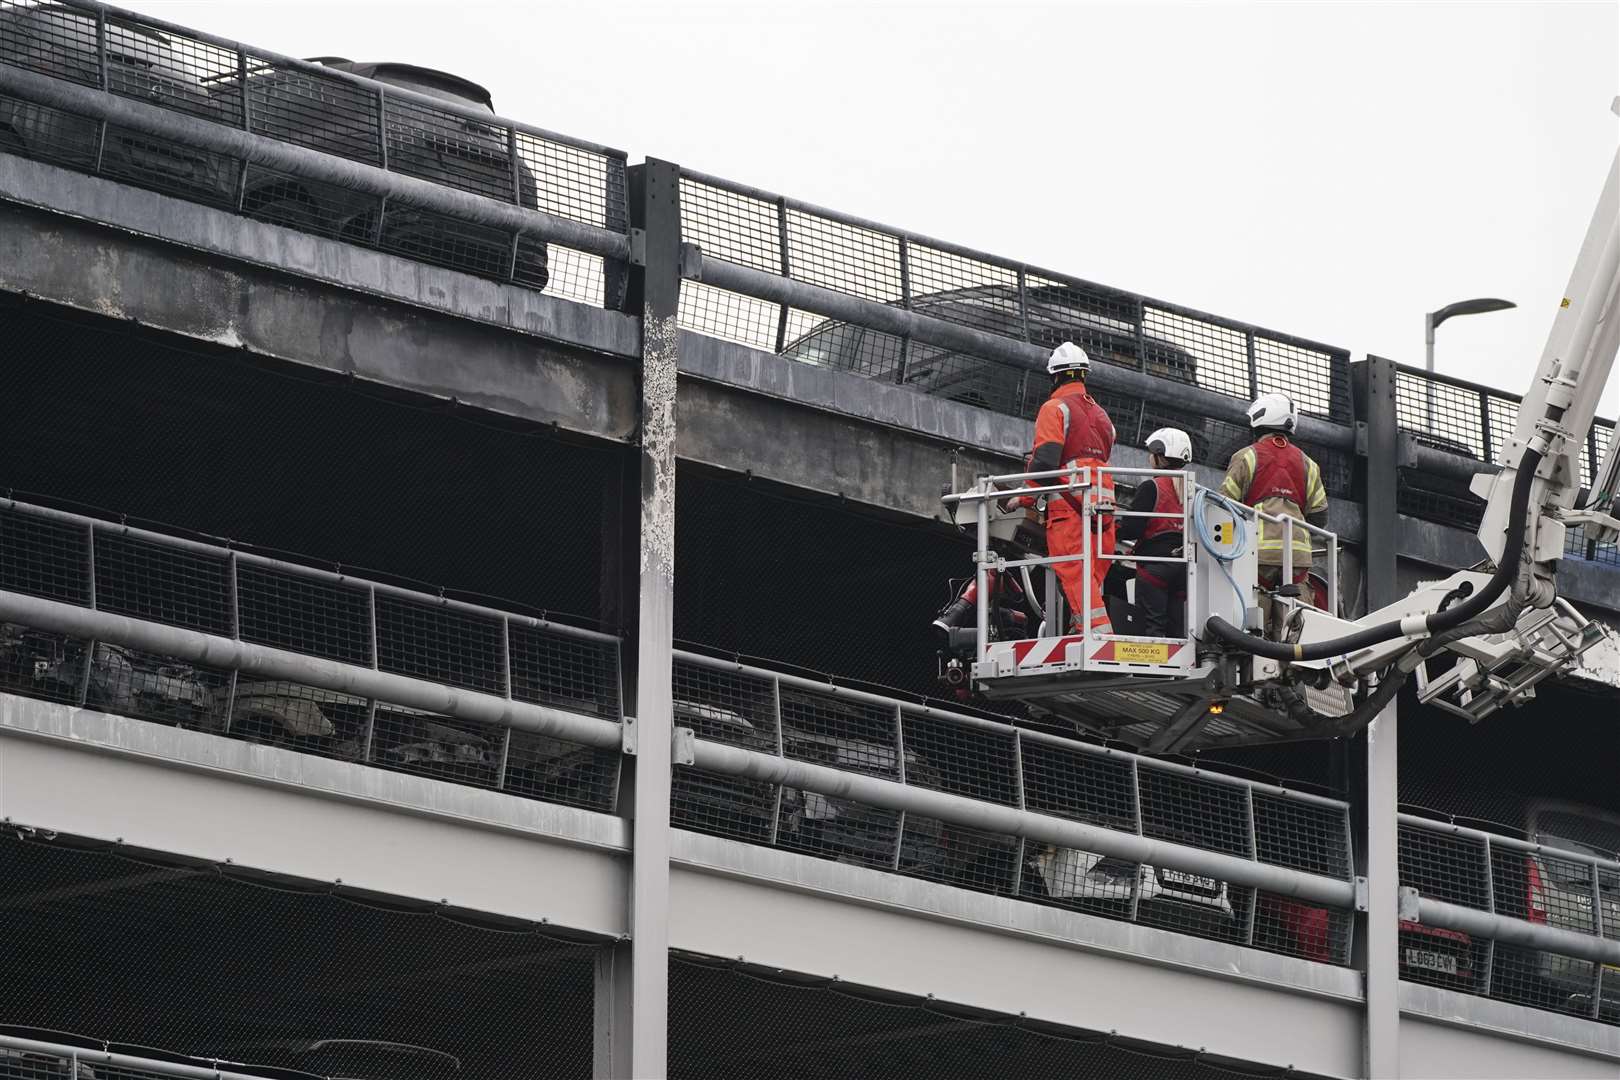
xmin=1424 ymin=297 xmax=1516 ymax=432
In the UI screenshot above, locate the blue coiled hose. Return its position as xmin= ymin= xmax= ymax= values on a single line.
xmin=1192 ymin=488 xmax=1251 ymax=627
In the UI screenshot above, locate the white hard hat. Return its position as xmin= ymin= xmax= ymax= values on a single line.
xmin=1047 ymin=341 xmax=1091 ymax=376
xmin=1145 ymin=427 xmax=1193 ymax=464
xmin=1247 ymin=392 xmax=1297 ymax=433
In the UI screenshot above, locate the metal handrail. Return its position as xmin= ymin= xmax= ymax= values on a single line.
xmin=1399 ymin=812 xmax=1620 ymax=877
xmin=693 ymin=254 xmax=1360 ymax=452
xmin=0 ymin=588 xmax=625 ymax=748
xmin=0 ymin=497 xmax=616 ymax=644
xmin=674 ymin=649 xmax=1353 ymax=809
xmin=0 ymin=63 xmax=632 ymax=262
xmin=680 ymin=168 xmax=1351 ymax=360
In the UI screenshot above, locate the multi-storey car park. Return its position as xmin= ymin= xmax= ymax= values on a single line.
xmin=0 ymin=3 xmax=1617 ymax=1078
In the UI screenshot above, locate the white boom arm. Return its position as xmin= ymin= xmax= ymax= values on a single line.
xmin=1472 ymin=108 xmax=1620 ymax=605
xmin=1268 ymin=106 xmax=1620 ymax=721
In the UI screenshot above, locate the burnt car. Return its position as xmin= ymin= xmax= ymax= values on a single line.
xmin=780 ymin=281 xmax=1201 ymax=423
xmin=0 ymin=3 xmax=239 ymax=203
xmin=238 ymin=59 xmax=548 ymax=290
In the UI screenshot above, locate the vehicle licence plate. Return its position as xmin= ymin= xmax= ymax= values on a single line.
xmin=1404 ymin=948 xmax=1458 ymax=976
xmin=1160 ymin=868 xmax=1218 ymax=891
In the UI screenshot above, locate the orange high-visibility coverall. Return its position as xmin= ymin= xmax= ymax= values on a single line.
xmin=1024 ymin=379 xmax=1116 ymax=633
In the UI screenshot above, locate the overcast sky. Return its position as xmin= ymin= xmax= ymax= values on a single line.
xmin=126 ymin=0 xmax=1620 ymax=416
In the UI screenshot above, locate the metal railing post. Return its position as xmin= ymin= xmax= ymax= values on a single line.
xmin=1127 ymin=757 xmax=1144 ymax=923
xmin=359 ymin=584 xmax=379 ymax=760
xmin=774 ymin=196 xmax=791 ymax=354
xmin=1590 ymin=861 xmax=1605 ymax=1019
xmin=496 ymin=615 xmax=513 ymax=790
xmin=221 ymin=550 xmax=240 ymax=731
xmin=1244 ymin=786 xmax=1260 ymax=946
xmin=375 ymin=85 xmax=389 ymax=171
xmin=895 ymin=234 xmax=912 ymax=384
xmin=232 ymin=48 xmax=251 ymax=210
xmin=1135 ymin=298 xmax=1149 ymax=373
xmin=767 ymin=674 xmax=784 ymax=847
xmin=92 ymin=8 xmax=108 ymax=174
xmin=1245 ymin=328 xmax=1259 ymax=400
xmin=974 ymin=483 xmax=990 ymax=660
xmin=506 ymin=125 xmax=522 ymax=281
xmin=77 ymin=522 xmax=96 ymax=706
xmin=1010 ymin=730 xmax=1027 ymax=897
xmin=891 ymin=703 xmax=906 ymax=871
xmin=1480 ymin=836 xmax=1497 ymax=996
xmin=1015 ymin=266 xmax=1032 ymax=343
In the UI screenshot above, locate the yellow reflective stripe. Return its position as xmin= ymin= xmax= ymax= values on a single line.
xmin=1305 ymin=457 xmax=1328 ymax=513
xmin=1221 ymin=448 xmax=1254 ymax=500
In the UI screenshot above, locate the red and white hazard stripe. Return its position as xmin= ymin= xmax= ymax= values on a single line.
xmin=1011 ymin=635 xmax=1085 ymax=667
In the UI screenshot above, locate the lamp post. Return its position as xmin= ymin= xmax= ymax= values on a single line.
xmin=1424 ymin=297 xmax=1516 ymax=433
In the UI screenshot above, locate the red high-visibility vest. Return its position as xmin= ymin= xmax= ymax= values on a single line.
xmin=1139 ymin=475 xmax=1184 ymax=543
xmin=1247 ymin=434 xmax=1309 ymax=507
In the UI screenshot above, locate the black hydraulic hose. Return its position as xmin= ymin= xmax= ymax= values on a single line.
xmin=1205 ymin=448 xmax=1546 ymax=663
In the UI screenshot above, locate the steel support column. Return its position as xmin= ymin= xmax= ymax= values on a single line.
xmin=593 ymin=942 xmax=634 ymax=1079
xmin=622 ymin=158 xmax=682 ymax=1079
xmin=1360 ymin=355 xmax=1402 ymax=1078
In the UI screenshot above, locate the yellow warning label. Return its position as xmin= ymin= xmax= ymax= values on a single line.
xmin=1115 ymin=641 xmax=1171 ymax=664
xmin=1561 ymin=298 xmax=1571 ymax=308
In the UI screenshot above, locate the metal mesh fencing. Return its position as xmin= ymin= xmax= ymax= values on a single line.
xmin=0 ymin=828 xmax=603 ymax=1078
xmin=668 ymin=952 xmax=1340 ymax=1080
xmin=676 ymin=171 xmax=1355 ymax=483
xmin=669 ymin=652 xmax=1356 ymax=965
xmin=1393 ymin=362 xmax=1619 ymax=563
xmin=0 ymin=0 xmax=629 ymax=307
xmin=1398 ymin=814 xmax=1619 ymax=1025
xmin=0 ymin=498 xmax=622 ymax=812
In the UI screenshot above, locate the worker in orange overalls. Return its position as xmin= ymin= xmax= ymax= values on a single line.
xmin=1007 ymin=342 xmax=1116 ymax=634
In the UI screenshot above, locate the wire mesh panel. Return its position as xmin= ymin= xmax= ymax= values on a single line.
xmin=235 ymin=563 xmax=371 ymax=665
xmin=374 ymin=592 xmax=505 ymax=695
xmin=93 ymin=529 xmax=230 ymax=635
xmin=509 ymin=623 xmax=621 ymax=719
xmin=669 ymin=659 xmax=780 ymax=844
xmin=0 ymin=506 xmax=87 ymax=604
xmin=1142 ymin=306 xmax=1249 ymax=401
xmin=1395 ymin=368 xmax=1489 ymax=460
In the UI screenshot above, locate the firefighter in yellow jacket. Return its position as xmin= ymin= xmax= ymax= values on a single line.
xmin=1222 ymin=393 xmax=1329 ymax=596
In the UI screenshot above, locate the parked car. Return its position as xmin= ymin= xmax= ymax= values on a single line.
xmin=1025 ymin=835 xmax=1236 ymax=926
xmin=1515 ymin=800 xmax=1620 ymax=1022
xmin=238 ymin=59 xmax=549 ymax=290
xmin=0 ymin=3 xmax=238 ymax=204
xmin=1253 ymin=896 xmax=1474 ymax=976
